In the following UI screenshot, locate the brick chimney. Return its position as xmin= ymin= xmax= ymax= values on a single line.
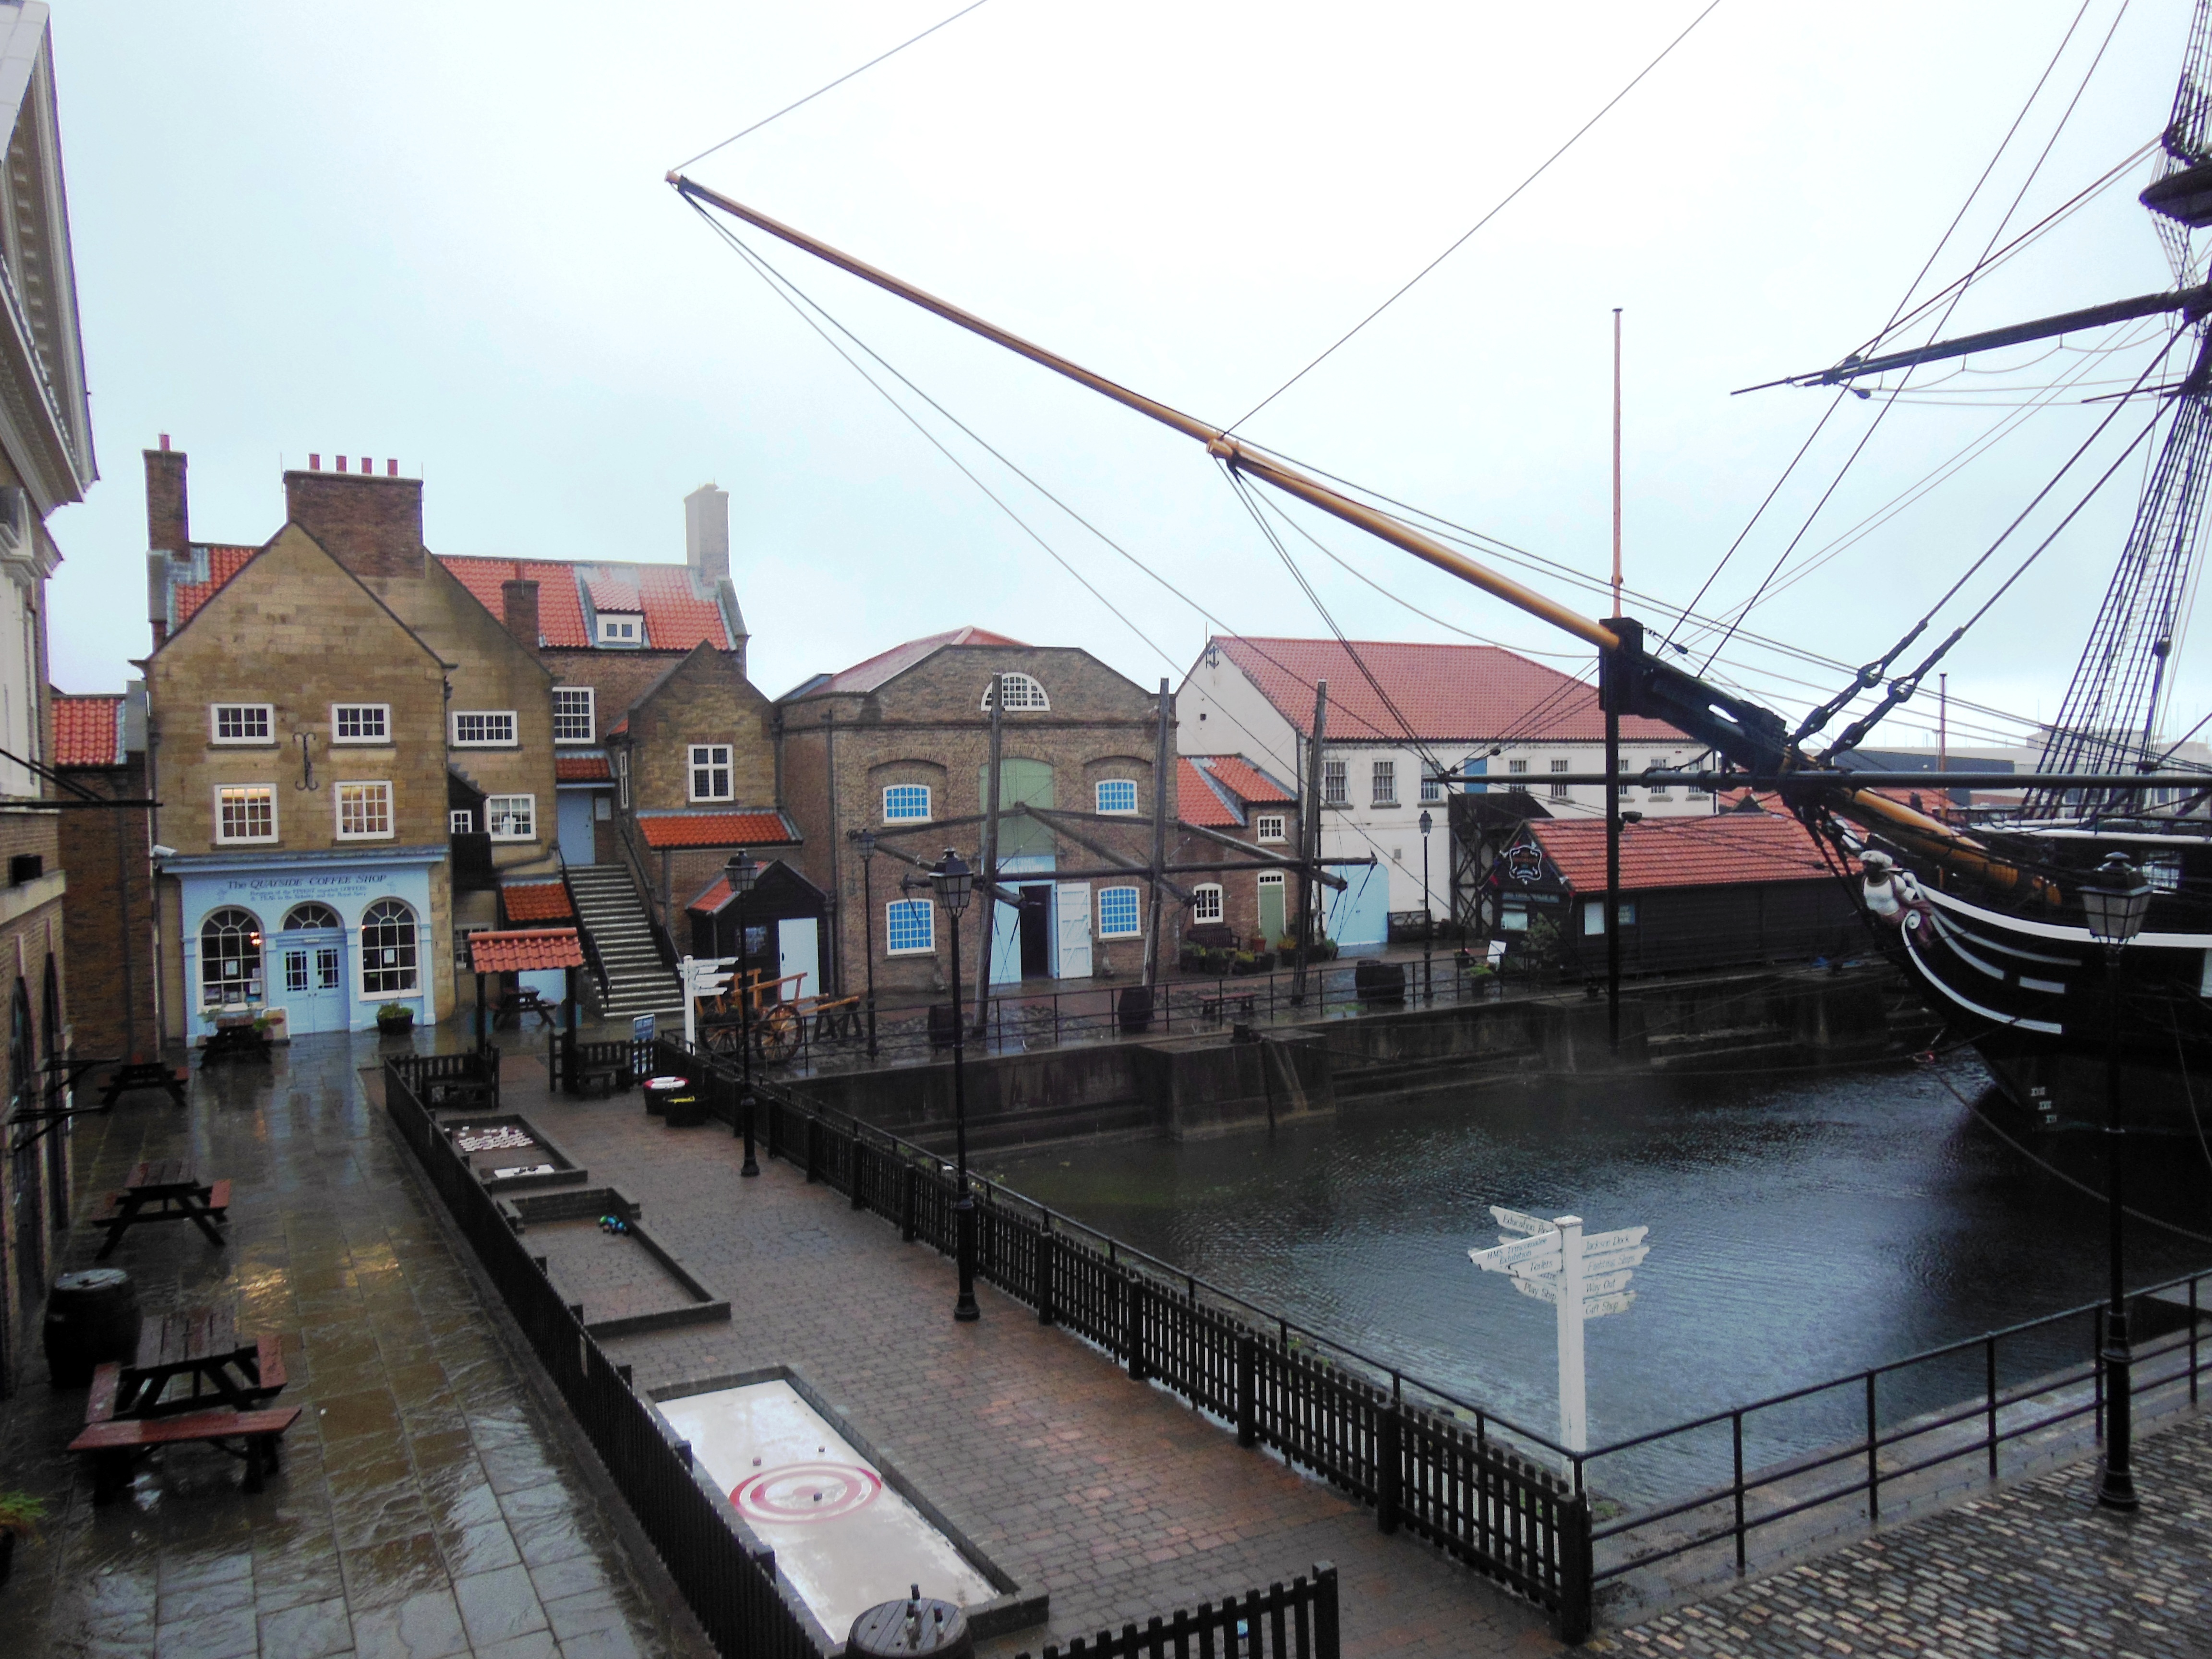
xmin=501 ymin=578 xmax=541 ymax=654
xmin=284 ymin=462 xmax=425 ymax=579
xmin=684 ymin=482 xmax=729 ymax=583
xmin=146 ymin=436 xmax=188 ymax=555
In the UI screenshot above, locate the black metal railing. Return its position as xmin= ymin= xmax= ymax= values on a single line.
xmin=649 ymin=1038 xmax=1591 ymax=1642
xmin=1013 ymin=1563 xmax=1338 ymax=1659
xmin=383 ymin=1058 xmax=818 ymax=1659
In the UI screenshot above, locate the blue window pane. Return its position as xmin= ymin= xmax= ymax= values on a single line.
xmin=1096 ymin=780 xmax=1137 ymax=815
xmin=1098 ymin=887 xmax=1140 ymax=938
xmin=884 ymin=785 xmax=930 ymax=821
xmin=886 ymin=900 xmax=935 ymax=954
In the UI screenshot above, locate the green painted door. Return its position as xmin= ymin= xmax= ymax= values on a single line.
xmin=1257 ymin=872 xmax=1286 ymax=944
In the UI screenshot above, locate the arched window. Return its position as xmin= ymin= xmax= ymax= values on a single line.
xmin=361 ymin=899 xmax=419 ymax=995
xmin=200 ymin=908 xmax=264 ymax=1005
xmin=283 ymin=902 xmax=342 ymax=931
xmin=980 ymin=673 xmax=1049 ymax=712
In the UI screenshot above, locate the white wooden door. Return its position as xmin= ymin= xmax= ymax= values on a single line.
xmin=1054 ymin=883 xmax=1093 ymax=979
xmin=777 ymin=918 xmax=819 ymax=1000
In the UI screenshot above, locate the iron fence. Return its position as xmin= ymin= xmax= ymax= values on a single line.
xmin=1013 ymin=1563 xmax=1338 ymax=1659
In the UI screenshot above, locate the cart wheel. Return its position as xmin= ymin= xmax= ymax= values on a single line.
xmin=707 ymin=1023 xmax=742 ymax=1058
xmin=757 ymin=1004 xmax=801 ymax=1065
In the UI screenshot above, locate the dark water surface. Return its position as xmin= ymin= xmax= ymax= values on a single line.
xmin=985 ymin=1057 xmax=2212 ymax=1496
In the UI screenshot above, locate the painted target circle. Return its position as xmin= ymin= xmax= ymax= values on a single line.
xmin=733 ymin=1462 xmax=882 ymax=1524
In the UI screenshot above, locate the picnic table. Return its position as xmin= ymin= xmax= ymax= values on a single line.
xmin=93 ymin=1159 xmax=230 ymax=1260
xmin=494 ymin=987 xmax=558 ymax=1032
xmin=97 ymin=1058 xmax=190 ymax=1108
xmin=70 ymin=1303 xmax=295 ymax=1501
xmin=201 ymin=1017 xmax=271 ymax=1067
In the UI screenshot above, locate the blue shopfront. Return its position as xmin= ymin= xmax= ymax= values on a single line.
xmin=171 ymin=846 xmax=443 ymax=1038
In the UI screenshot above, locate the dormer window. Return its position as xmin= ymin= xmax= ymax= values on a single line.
xmin=598 ymin=614 xmax=643 ymax=646
xmin=980 ymin=673 xmax=1049 ymax=712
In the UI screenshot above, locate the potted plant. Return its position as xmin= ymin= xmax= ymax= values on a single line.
xmin=1232 ymin=950 xmax=1258 ymax=976
xmin=0 ymin=1491 xmax=45 ymax=1586
xmin=375 ymin=1002 xmax=414 ymax=1036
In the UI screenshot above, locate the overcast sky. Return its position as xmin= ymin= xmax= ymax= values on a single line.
xmin=41 ymin=1 xmax=2200 ymax=753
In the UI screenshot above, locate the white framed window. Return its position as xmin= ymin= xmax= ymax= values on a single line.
xmin=1500 ymin=902 xmax=1530 ymax=932
xmin=688 ymin=744 xmax=734 ymax=802
xmin=1095 ymin=779 xmax=1138 ymax=815
xmin=199 ymin=907 xmax=264 ymax=1005
xmin=1647 ymin=782 xmax=1671 ymax=800
xmin=597 ymin=614 xmax=641 ymax=645
xmin=361 ymin=898 xmax=419 ymax=995
xmin=883 ymin=783 xmax=931 ymax=822
xmin=216 ymin=785 xmax=277 ymax=843
xmin=1371 ymin=760 xmax=1396 ymax=805
xmin=336 ymin=781 xmax=393 ymax=840
xmin=450 ymin=808 xmax=474 ymax=835
xmin=1322 ymin=759 xmax=1347 ymax=805
xmin=1686 ymin=781 xmax=1710 ymax=799
xmin=452 ymin=710 xmax=517 ymax=747
xmin=1508 ymin=758 xmax=1529 ymax=777
xmin=1097 ymin=886 xmax=1141 ymax=939
xmin=1191 ymin=884 xmax=1224 ymax=924
xmin=1549 ymin=757 xmax=1570 ymax=801
xmin=210 ymin=704 xmax=272 ymax=745
xmin=552 ymin=686 xmax=595 ymax=745
xmin=980 ymin=673 xmax=1049 ymax=711
xmin=886 ymin=898 xmax=935 ymax=955
xmin=330 ymin=704 xmax=389 ymax=744
xmin=1255 ymin=814 xmax=1287 ymax=844
xmin=614 ymin=751 xmax=630 ymax=810
xmin=1583 ymin=899 xmax=1637 ymax=934
xmin=1420 ymin=772 xmax=1443 ymax=803
xmin=486 ymin=794 xmax=536 ymax=841
xmin=282 ymin=902 xmax=341 ymax=931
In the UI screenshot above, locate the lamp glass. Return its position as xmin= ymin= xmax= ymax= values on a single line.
xmin=2080 ymin=854 xmax=2151 ymax=946
xmin=725 ymin=850 xmax=759 ymax=897
xmin=856 ymin=829 xmax=876 ymax=860
xmin=932 ymin=848 xmax=974 ymax=915
xmin=1419 ymin=810 xmax=1433 ymax=837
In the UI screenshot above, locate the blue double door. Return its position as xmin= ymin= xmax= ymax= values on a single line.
xmin=272 ymin=926 xmax=349 ymax=1034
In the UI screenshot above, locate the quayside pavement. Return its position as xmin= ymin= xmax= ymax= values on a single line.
xmin=0 ymin=1030 xmax=711 ymax=1659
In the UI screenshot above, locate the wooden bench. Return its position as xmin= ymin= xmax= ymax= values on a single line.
xmin=71 ymin=1403 xmax=301 ymax=1500
xmin=93 ymin=1167 xmax=231 ymax=1259
xmin=97 ymin=1060 xmax=190 ymax=1109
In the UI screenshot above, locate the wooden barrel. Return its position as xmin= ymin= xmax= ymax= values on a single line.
xmin=848 ymin=1595 xmax=972 ymax=1659
xmin=43 ymin=1268 xmax=141 ymax=1386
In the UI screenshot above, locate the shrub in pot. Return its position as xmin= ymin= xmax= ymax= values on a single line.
xmin=375 ymin=1001 xmax=414 ymax=1034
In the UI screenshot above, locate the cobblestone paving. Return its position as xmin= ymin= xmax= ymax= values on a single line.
xmin=0 ymin=1033 xmax=711 ymax=1659
xmin=1593 ymin=1407 xmax=2212 ymax=1659
xmin=502 ymin=1068 xmax=1565 ymax=1659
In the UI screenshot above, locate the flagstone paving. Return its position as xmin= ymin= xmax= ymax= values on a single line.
xmin=0 ymin=1031 xmax=711 ymax=1659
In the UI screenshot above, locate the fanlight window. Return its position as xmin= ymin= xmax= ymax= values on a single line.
xmin=361 ymin=899 xmax=419 ymax=996
xmin=200 ymin=907 xmax=264 ymax=1005
xmin=980 ymin=673 xmax=1049 ymax=712
xmin=282 ymin=903 xmax=342 ymax=931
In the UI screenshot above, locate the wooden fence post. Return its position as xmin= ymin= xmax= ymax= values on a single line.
xmin=1312 ymin=1562 xmax=1340 ymax=1659
xmin=1037 ymin=1226 xmax=1057 ymax=1326
xmin=1126 ymin=1277 xmax=1147 ymax=1382
xmin=1556 ymin=1491 xmax=1593 ymax=1645
xmin=1376 ymin=1404 xmax=1402 ymax=1535
xmin=1236 ymin=1334 xmax=1257 ymax=1447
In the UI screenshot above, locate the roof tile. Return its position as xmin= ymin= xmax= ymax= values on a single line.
xmin=1199 ymin=754 xmax=1296 ymax=806
xmin=1528 ymin=811 xmax=1835 ymax=893
xmin=798 ymin=627 xmax=1030 ymax=697
xmin=440 ymin=556 xmax=592 ymax=647
xmin=637 ymin=810 xmax=798 ymax=849
xmin=468 ymin=928 xmax=586 ymax=973
xmin=1177 ymin=758 xmax=1239 ymax=828
xmin=500 ymin=882 xmax=573 ymax=923
xmin=555 ymin=753 xmax=613 ymax=782
xmin=173 ymin=546 xmax=257 ymax=628
xmin=54 ymin=693 xmax=124 ymax=766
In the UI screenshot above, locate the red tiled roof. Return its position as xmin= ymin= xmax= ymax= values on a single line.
xmin=801 ymin=627 xmax=1031 ymax=697
xmin=630 ymin=564 xmax=731 ymax=652
xmin=1529 ymin=812 xmax=1835 ymax=893
xmin=1213 ymin=637 xmax=1680 ymax=745
xmin=54 ymin=693 xmax=124 ymax=766
xmin=688 ymin=876 xmax=735 ymax=915
xmin=584 ymin=575 xmax=640 ymax=613
xmin=555 ymin=754 xmax=612 ymax=782
xmin=1199 ymin=754 xmax=1295 ymax=805
xmin=636 ymin=811 xmax=797 ymax=850
xmin=501 ymin=882 xmax=573 ymax=923
xmin=1178 ymin=758 xmax=1238 ymax=828
xmin=468 ymin=928 xmax=586 ymax=973
xmin=173 ymin=545 xmax=257 ymax=628
xmin=439 ymin=556 xmax=593 ymax=647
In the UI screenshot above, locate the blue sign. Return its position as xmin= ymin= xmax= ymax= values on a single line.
xmin=632 ymin=1014 xmax=656 ymax=1044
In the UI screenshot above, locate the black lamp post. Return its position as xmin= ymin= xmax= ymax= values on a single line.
xmin=931 ymin=846 xmax=979 ymax=1322
xmin=857 ymin=829 xmax=879 ymax=1060
xmin=725 ymin=850 xmax=761 ymax=1178
xmin=1419 ymin=807 xmax=1434 ymax=1007
xmin=2080 ymin=850 xmax=2150 ymax=1512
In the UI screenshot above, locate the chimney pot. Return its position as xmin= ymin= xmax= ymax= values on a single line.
xmin=386 ymin=458 xmax=397 ymax=477
xmin=309 ymin=453 xmax=320 ymax=470
xmin=359 ymin=456 xmax=369 ymax=473
xmin=336 ymin=455 xmax=348 ymax=473
xmin=684 ymin=482 xmax=731 ymax=585
xmin=158 ymin=433 xmax=170 ymax=451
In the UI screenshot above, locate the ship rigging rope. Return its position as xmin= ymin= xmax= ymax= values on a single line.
xmin=1224 ymin=0 xmax=1725 ymax=435
xmin=669 ymin=0 xmax=994 ymax=172
xmin=1669 ymin=0 xmax=2112 ymax=665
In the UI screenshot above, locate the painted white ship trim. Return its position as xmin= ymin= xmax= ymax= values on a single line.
xmin=1904 ymin=927 xmax=2066 ymax=1033
xmin=1917 ymin=882 xmax=2212 ymax=951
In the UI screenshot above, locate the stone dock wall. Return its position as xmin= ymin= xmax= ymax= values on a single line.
xmin=783 ymin=962 xmax=1935 ymax=1152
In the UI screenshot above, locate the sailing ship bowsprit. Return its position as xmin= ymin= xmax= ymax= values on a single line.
xmin=671 ymin=1 xmax=2212 ymax=1135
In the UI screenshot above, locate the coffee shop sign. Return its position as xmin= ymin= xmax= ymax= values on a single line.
xmin=215 ymin=871 xmax=402 ymax=900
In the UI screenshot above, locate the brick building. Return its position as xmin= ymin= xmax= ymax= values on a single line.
xmin=53 ymin=688 xmax=155 ymax=1059
xmin=1171 ymin=754 xmax=1303 ymax=956
xmin=0 ymin=4 xmax=98 ymax=1393
xmin=779 ymin=630 xmax=1166 ymax=1000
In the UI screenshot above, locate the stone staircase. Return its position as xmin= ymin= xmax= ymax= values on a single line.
xmin=565 ymin=865 xmax=685 ymax=1022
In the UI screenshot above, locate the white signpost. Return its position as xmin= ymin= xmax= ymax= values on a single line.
xmin=1469 ymin=1205 xmax=1651 ymax=1452
xmin=677 ymin=955 xmax=740 ymax=1047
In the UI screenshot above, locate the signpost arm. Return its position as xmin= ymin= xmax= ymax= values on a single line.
xmin=1556 ymin=1215 xmax=1587 ymax=1454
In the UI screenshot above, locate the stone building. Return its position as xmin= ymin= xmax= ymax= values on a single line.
xmin=780 ymin=629 xmax=1166 ymax=1001
xmin=53 ymin=687 xmax=155 ymax=1060
xmin=143 ymin=447 xmax=560 ymax=1039
xmin=1177 ymin=636 xmax=1698 ymax=953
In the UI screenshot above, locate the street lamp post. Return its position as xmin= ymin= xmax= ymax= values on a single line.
xmin=725 ymin=850 xmax=761 ymax=1178
xmin=1419 ymin=808 xmax=1434 ymax=1007
xmin=2080 ymin=850 xmax=2150 ymax=1512
xmin=930 ymin=847 xmax=979 ymax=1322
xmin=856 ymin=829 xmax=878 ymax=1060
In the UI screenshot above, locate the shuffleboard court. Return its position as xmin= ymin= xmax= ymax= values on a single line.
xmin=658 ymin=1379 xmax=996 ymax=1635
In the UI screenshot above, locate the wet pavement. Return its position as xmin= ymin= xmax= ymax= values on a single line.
xmin=0 ymin=1030 xmax=712 ymax=1659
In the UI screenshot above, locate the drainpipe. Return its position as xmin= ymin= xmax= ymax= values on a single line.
xmin=971 ymin=675 xmax=1005 ymax=1034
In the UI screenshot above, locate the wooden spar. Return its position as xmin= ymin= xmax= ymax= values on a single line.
xmin=669 ymin=173 xmax=1620 ymax=654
